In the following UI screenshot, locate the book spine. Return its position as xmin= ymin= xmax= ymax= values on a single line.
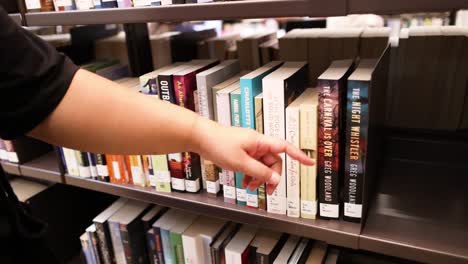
xmin=63 ymin=147 xmax=80 ymax=176
xmin=169 ymin=232 xmax=182 ymax=264
xmin=343 ymin=81 xmax=367 ymax=222
xmin=129 ymin=155 xmax=146 ymax=186
xmin=75 ymin=0 xmax=94 ymax=9
xmin=93 ymin=0 xmax=102 ymax=8
xmin=106 ymin=155 xmax=128 ymax=184
xmin=286 ymin=106 xmax=300 ymax=218
xmin=77 ymin=151 xmax=91 ymax=178
xmin=88 ymin=153 xmax=99 ymax=180
xmin=205 ymin=159 xmax=221 ymax=197
xmin=95 ymin=154 xmax=110 ymax=182
xmin=161 ymin=229 xmax=173 ymax=264
xmin=141 ymin=155 xmax=152 ymax=186
xmin=158 ymin=75 xmax=176 ymax=104
xmin=95 ymin=222 xmax=114 ymax=264
xmin=147 ymin=230 xmax=157 ymax=264
xmin=216 ymin=91 xmax=236 ymax=203
xmin=174 ymin=74 xmax=202 ymax=193
xmin=81 ymin=234 xmax=94 ymax=264
xmin=109 ymin=221 xmax=126 ymax=264
xmin=120 ymin=224 xmax=133 ymax=264
xmin=53 ymin=0 xmax=75 ymax=11
xmin=196 ymin=74 xmax=212 ymax=119
xmin=151 ymin=155 xmax=171 ymax=192
xmin=153 ymin=226 xmax=166 ymax=264
xmin=318 ymin=80 xmax=340 ymax=219
xmin=88 ymin=230 xmax=102 ymax=264
xmin=168 ymin=153 xmax=185 ymax=191
xmin=58 ymin=147 xmax=67 ymax=173
xmin=100 ymin=0 xmax=117 ymax=8
xmin=3 ymin=140 xmax=18 ymax=163
xmin=231 ymin=92 xmax=246 ymax=206
xmin=254 ymin=96 xmax=267 ymax=210
xmin=263 ymin=80 xmax=287 ymax=215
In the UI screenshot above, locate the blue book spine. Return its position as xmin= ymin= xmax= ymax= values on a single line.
xmin=230 ymin=90 xmax=246 ymax=206
xmin=58 ymin=147 xmax=67 ymax=173
xmin=161 ymin=229 xmax=173 ymax=264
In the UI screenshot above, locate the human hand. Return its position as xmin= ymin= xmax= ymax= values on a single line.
xmin=191 ymin=117 xmax=314 ymax=195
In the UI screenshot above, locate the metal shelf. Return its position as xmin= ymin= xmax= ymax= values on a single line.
xmin=1 ymin=161 xmax=21 ymax=175
xmin=9 ymin=13 xmax=22 ymax=25
xmin=64 ymin=174 xmax=361 ymax=248
xmin=19 ymin=152 xmax=63 ymax=183
xmin=348 ymin=0 xmax=468 ymax=15
xmin=25 ymin=0 xmax=343 ymax=26
xmin=360 ymin=158 xmax=468 ymax=264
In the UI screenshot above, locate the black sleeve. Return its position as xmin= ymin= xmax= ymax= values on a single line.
xmin=0 ymin=7 xmax=79 ymax=140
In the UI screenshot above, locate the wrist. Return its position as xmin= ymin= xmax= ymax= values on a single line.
xmin=187 ymin=115 xmax=213 ymax=155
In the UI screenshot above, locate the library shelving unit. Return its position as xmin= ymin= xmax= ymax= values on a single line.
xmin=8 ymin=13 xmax=22 ymax=25
xmin=4 ymin=1 xmax=468 ymax=263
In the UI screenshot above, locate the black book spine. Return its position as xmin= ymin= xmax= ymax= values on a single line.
xmin=95 ymin=154 xmax=110 ymax=182
xmin=158 ymin=75 xmax=176 ymax=104
xmin=95 ymin=222 xmax=114 ymax=264
xmin=120 ymin=224 xmax=134 ymax=264
xmin=88 ymin=152 xmax=99 ymax=180
xmin=146 ymin=230 xmax=158 ymax=264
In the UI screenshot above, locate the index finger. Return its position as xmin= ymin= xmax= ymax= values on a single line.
xmin=261 ymin=136 xmax=315 ymax=166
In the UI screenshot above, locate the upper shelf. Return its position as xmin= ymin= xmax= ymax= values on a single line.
xmin=25 ymin=0 xmax=343 ymax=26
xmin=24 ymin=0 xmax=467 ymax=26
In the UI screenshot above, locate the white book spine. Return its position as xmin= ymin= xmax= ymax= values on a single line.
xmin=225 ymin=249 xmax=242 ymax=264
xmin=63 ymin=148 xmax=80 ymax=176
xmin=75 ymin=0 xmax=94 ymax=9
xmin=0 ymin=149 xmax=7 ymax=161
xmin=196 ymin=76 xmax=210 ymax=119
xmin=286 ymin=106 xmax=300 ymax=218
xmin=109 ymin=221 xmax=126 ymax=264
xmin=263 ymin=78 xmax=287 ymax=215
xmin=132 ymin=157 xmax=146 ymax=186
xmin=182 ymin=235 xmax=199 ymax=264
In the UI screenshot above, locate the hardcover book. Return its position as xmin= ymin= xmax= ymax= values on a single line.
xmin=299 ymin=89 xmax=319 ymax=219
xmin=77 ymin=151 xmax=91 ymax=178
xmin=254 ymin=94 xmax=267 ymax=210
xmin=95 ymin=154 xmax=110 ymax=182
xmin=249 ymin=229 xmax=287 ymax=264
xmin=224 ymin=225 xmax=258 ymax=264
xmin=285 ymin=88 xmax=316 ymax=218
xmin=343 ymin=55 xmax=388 ymax=222
xmin=317 ymin=59 xmax=354 ymax=219
xmin=230 ymin=88 xmax=246 ymax=206
xmin=273 ymin=235 xmax=300 ymax=264
xmin=86 ymin=224 xmax=101 ymax=264
xmin=62 ymin=147 xmax=79 ymax=176
xmin=93 ymin=198 xmax=128 ymax=264
xmin=216 ymin=81 xmax=241 ymax=203
xmin=305 ymin=241 xmax=327 ymax=263
xmin=127 ymin=155 xmax=146 ymax=187
xmin=209 ymin=222 xmax=240 ymax=264
xmin=153 ymin=209 xmax=185 ymax=264
xmin=88 ymin=153 xmax=98 ymax=180
xmin=169 ymin=212 xmax=199 ymax=264
xmin=263 ymin=62 xmax=308 ymax=215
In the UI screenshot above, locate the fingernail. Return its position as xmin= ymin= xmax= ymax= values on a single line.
xmin=248 ymin=185 xmax=257 ymax=192
xmin=269 ymin=172 xmax=280 ymax=185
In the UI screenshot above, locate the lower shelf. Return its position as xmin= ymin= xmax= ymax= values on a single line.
xmin=64 ymin=174 xmax=361 ymax=249
xmin=360 ymin=159 xmax=468 ymax=264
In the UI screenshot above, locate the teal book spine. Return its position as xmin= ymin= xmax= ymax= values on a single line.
xmin=230 ymin=90 xmax=246 ymax=206
xmin=161 ymin=229 xmax=173 ymax=264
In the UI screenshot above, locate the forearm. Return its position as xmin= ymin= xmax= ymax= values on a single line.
xmin=29 ymin=69 xmax=202 ymax=155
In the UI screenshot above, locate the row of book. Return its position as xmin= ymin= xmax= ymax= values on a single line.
xmin=25 ymin=0 xmax=223 ymax=13
xmin=0 ymin=139 xmax=18 ymax=163
xmin=81 ymin=197 xmax=337 ymax=264
xmin=60 ymin=46 xmax=387 ymax=223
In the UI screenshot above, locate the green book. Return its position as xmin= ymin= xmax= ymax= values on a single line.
xmin=169 ymin=212 xmax=199 ymax=264
xmin=230 ymin=88 xmax=246 ymax=206
xmin=151 ymin=155 xmax=171 ymax=193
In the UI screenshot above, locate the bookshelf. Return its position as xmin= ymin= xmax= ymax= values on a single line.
xmin=22 ymin=0 xmax=467 ymax=26
xmin=1 ymin=161 xmax=21 ymax=175
xmin=19 ymin=152 xmax=63 ymax=183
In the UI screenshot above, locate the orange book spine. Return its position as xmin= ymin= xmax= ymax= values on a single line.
xmin=125 ymin=155 xmax=134 ymax=185
xmin=107 ymin=155 xmax=128 ymax=184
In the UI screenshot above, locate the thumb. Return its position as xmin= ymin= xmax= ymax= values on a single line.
xmin=239 ymin=154 xmax=281 ymax=186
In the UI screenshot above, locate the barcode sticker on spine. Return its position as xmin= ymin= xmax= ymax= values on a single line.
xmin=301 ymin=200 xmax=317 ymax=216
xmin=97 ymin=165 xmax=109 ymax=177
xmin=246 ymin=194 xmax=258 ymax=208
xmin=236 ymin=188 xmax=246 ymax=202
xmin=320 ymin=203 xmax=339 ymax=218
xmin=185 ymin=179 xmax=200 ymax=193
xmin=207 ymin=180 xmax=220 ymax=194
xmin=112 ymin=161 xmax=121 ymax=179
xmin=223 ymin=185 xmax=236 ymax=200
xmin=171 ymin=178 xmax=185 ymax=191
xmin=344 ymin=203 xmax=362 ymax=218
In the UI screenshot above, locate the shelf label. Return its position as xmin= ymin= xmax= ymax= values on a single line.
xmin=236 ymin=188 xmax=246 ymax=202
xmin=320 ymin=203 xmax=339 ymax=218
xmin=287 ymin=198 xmax=300 ymax=217
xmin=223 ymin=185 xmax=236 ymax=200
xmin=185 ymin=179 xmax=200 ymax=193
xmin=112 ymin=161 xmax=121 ymax=180
xmin=25 ymin=0 xmax=41 ymax=10
xmin=97 ymin=165 xmax=109 ymax=177
xmin=246 ymin=193 xmax=258 ymax=208
xmin=267 ymin=195 xmax=286 ymax=215
xmin=0 ymin=150 xmax=7 ymax=161
xmin=207 ymin=180 xmax=220 ymax=194
xmin=171 ymin=177 xmax=185 ymax=191
xmin=301 ymin=200 xmax=317 ymax=216
xmin=7 ymin=152 xmax=18 ymax=163
xmin=344 ymin=203 xmax=362 ymax=218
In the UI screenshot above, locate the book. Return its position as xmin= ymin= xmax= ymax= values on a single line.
xmin=299 ymin=89 xmax=320 ymax=220
xmin=149 ymin=33 xmax=180 ymax=69
xmin=86 ymin=224 xmax=101 ymax=264
xmin=263 ymin=61 xmax=308 ymax=215
xmin=237 ymin=32 xmax=277 ymax=70
xmin=62 ymin=147 xmax=79 ymax=176
xmin=127 ymin=155 xmax=145 ymax=186
xmin=260 ymin=39 xmax=279 ymax=65
xmin=77 ymin=151 xmax=91 ymax=178
xmin=317 ymin=59 xmax=354 ymax=219
xmin=249 ymin=229 xmax=286 ymax=264
xmin=285 ymin=88 xmax=315 ymax=218
xmin=359 ymin=27 xmax=390 ymax=59
xmin=182 ymin=216 xmax=228 ymax=264
xmin=152 ymin=155 xmax=172 ymax=193
xmin=80 ymin=232 xmax=95 ymax=264
xmin=230 ymin=88 xmax=246 ymax=206
xmin=204 ymin=159 xmax=221 ymax=197
xmin=210 ymin=222 xmax=240 ymax=264
xmin=140 ymin=63 xmax=184 ymax=97
xmin=108 ymin=200 xmax=151 ymax=264
xmin=106 ymin=155 xmax=128 ymax=184
xmin=224 ymin=225 xmax=258 ymax=264
xmin=169 ymin=212 xmax=199 ymax=264
xmin=324 ymin=248 xmax=339 ymax=264
xmin=0 ymin=140 xmax=7 ymax=161
xmin=88 ymin=152 xmax=99 ymax=180
xmin=95 ymin=154 xmax=110 ymax=182
xmin=101 ymin=0 xmax=118 ymax=7
xmin=75 ymin=0 xmax=94 ymax=9
xmin=305 ymin=241 xmax=327 ymax=264
xmin=3 ymin=140 xmax=18 ymax=163
xmin=93 ymin=198 xmax=128 ymax=264
xmin=197 ymin=59 xmax=240 ymax=120
xmin=287 ymin=238 xmax=312 ymax=264
xmin=141 ymin=155 xmax=152 ymax=187
xmin=216 ymin=81 xmax=241 ymax=204
xmin=254 ymin=94 xmax=267 ymax=210
xmin=153 ymin=209 xmax=185 ymax=264
xmin=273 ymin=235 xmax=301 ymax=264
xmin=53 ymin=0 xmax=74 ymax=10
xmin=147 ymin=228 xmax=158 ymax=264
xmin=343 ymin=57 xmax=388 ymax=222
xmin=142 ymin=205 xmax=167 ymax=263
xmin=174 ymin=60 xmax=219 ymax=193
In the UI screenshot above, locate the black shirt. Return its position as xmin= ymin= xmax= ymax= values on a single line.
xmin=0 ymin=7 xmax=78 ymax=139
xmin=0 ymin=7 xmax=78 ymax=263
